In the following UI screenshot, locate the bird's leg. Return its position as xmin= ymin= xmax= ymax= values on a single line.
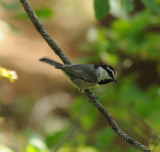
xmin=78 ymin=89 xmax=98 ymax=103
xmin=79 ymin=89 xmax=84 ymax=93
xmin=84 ymin=89 xmax=98 ymax=103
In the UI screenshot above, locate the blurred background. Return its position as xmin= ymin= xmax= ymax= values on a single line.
xmin=0 ymin=0 xmax=160 ymax=152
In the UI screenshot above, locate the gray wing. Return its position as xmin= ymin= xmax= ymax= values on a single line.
xmin=63 ymin=64 xmax=98 ymax=83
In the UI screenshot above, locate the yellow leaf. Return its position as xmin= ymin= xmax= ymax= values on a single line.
xmin=0 ymin=67 xmax=18 ymax=83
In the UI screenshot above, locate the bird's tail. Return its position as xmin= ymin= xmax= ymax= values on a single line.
xmin=39 ymin=58 xmax=64 ymax=69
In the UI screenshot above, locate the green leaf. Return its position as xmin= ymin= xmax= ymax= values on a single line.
xmin=123 ymin=0 xmax=135 ymax=12
xmin=141 ymin=0 xmax=160 ymax=13
xmin=16 ymin=8 xmax=54 ymax=20
xmin=1 ymin=2 xmax=19 ymax=10
xmin=45 ymin=130 xmax=66 ymax=147
xmin=35 ymin=8 xmax=54 ymax=20
xmin=95 ymin=128 xmax=116 ymax=150
xmin=94 ymin=0 xmax=110 ymax=20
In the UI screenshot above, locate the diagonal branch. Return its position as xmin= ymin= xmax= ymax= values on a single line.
xmin=19 ymin=0 xmax=152 ymax=151
xmin=19 ymin=0 xmax=71 ymax=65
xmin=84 ymin=89 xmax=151 ymax=152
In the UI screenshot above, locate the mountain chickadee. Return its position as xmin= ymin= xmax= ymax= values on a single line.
xmin=39 ymin=58 xmax=118 ymax=92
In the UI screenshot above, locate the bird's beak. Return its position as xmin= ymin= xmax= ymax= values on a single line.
xmin=113 ymin=78 xmax=119 ymax=83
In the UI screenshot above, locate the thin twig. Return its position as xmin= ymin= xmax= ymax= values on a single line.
xmin=19 ymin=0 xmax=152 ymax=151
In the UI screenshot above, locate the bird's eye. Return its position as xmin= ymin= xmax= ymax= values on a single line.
xmin=106 ymin=69 xmax=113 ymax=78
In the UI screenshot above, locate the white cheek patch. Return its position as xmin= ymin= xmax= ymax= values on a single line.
xmin=98 ymin=67 xmax=111 ymax=81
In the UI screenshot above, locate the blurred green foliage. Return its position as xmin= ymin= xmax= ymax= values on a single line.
xmin=1 ymin=1 xmax=54 ymax=21
xmin=1 ymin=1 xmax=19 ymax=10
xmin=94 ymin=0 xmax=110 ymax=20
xmin=1 ymin=0 xmax=160 ymax=152
xmin=67 ymin=2 xmax=160 ymax=151
xmin=94 ymin=0 xmax=160 ymax=20
xmin=140 ymin=0 xmax=160 ymax=14
xmin=123 ymin=0 xmax=135 ymax=13
xmin=15 ymin=8 xmax=54 ymax=20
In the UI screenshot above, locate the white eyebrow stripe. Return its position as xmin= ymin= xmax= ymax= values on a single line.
xmin=107 ymin=66 xmax=116 ymax=77
xmin=111 ymin=70 xmax=116 ymax=78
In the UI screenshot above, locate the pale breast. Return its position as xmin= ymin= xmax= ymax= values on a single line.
xmin=71 ymin=78 xmax=98 ymax=89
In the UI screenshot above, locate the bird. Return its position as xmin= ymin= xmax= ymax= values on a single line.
xmin=39 ymin=58 xmax=118 ymax=92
